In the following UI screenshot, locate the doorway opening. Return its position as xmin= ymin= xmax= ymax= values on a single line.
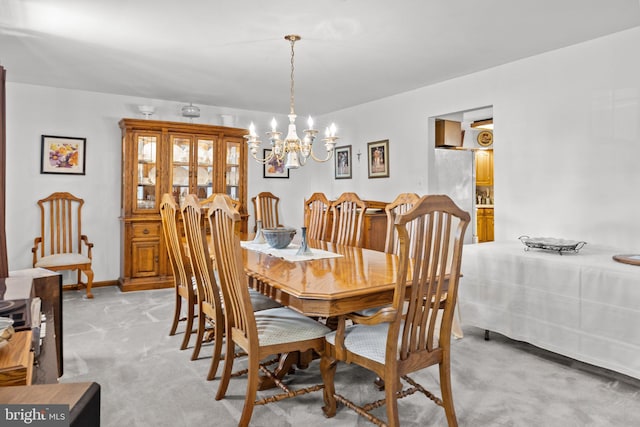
xmin=430 ymin=106 xmax=494 ymax=244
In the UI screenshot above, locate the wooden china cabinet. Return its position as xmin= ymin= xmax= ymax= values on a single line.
xmin=119 ymin=119 xmax=248 ymax=292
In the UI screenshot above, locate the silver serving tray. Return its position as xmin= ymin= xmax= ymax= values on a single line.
xmin=518 ymin=236 xmax=586 ymax=254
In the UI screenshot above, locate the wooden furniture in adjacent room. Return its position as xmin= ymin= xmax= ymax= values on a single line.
xmin=476 ymin=207 xmax=494 ymax=243
xmin=32 ymin=192 xmax=94 ymax=298
xmin=475 ymin=149 xmax=493 ymax=186
xmin=159 ymin=194 xmax=197 ymax=352
xmin=119 ymin=119 xmax=247 ymax=292
xmin=321 ymin=195 xmax=470 ymax=427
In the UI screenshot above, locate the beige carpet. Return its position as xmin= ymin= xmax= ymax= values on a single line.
xmin=60 ymin=286 xmax=640 ymax=426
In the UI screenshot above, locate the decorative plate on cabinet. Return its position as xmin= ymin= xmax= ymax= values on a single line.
xmin=477 ymin=130 xmax=493 ymax=147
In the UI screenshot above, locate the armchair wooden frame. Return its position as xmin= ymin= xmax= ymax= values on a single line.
xmin=304 ymin=192 xmax=332 ymax=241
xmin=32 ymin=192 xmax=94 ymax=298
xmin=159 ymin=193 xmax=197 ymax=353
xmin=321 ymin=194 xmax=470 ymax=427
xmin=329 ymin=192 xmax=366 ymax=247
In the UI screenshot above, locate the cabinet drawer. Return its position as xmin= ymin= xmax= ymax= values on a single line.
xmin=131 ymin=223 xmax=161 ymax=238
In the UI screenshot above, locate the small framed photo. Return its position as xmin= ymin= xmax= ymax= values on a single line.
xmin=263 ymin=149 xmax=289 ymax=178
xmin=334 ymin=145 xmax=352 ymax=179
xmin=367 ymin=139 xmax=389 ymax=178
xmin=41 ymin=135 xmax=86 ymax=175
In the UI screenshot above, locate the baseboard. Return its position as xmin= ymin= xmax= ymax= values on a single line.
xmin=62 ymin=280 xmax=118 ymax=292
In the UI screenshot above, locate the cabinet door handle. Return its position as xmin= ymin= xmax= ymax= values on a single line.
xmin=143 ymin=229 xmax=150 ymax=235
xmin=155 ymin=256 xmax=159 ymax=263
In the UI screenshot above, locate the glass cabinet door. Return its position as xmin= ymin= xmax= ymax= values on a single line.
xmin=135 ymin=133 xmax=159 ymax=211
xmin=196 ymin=138 xmax=215 ymax=200
xmin=171 ymin=135 xmax=191 ymax=205
xmin=225 ymin=140 xmax=241 ymax=202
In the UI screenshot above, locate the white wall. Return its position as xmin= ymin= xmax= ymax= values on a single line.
xmin=5 ymin=85 xmax=274 ymax=282
xmin=6 ymin=26 xmax=640 ymax=284
xmin=295 ymin=27 xmax=640 ymax=251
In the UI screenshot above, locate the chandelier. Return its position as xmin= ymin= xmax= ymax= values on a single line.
xmin=245 ymin=35 xmax=338 ymax=169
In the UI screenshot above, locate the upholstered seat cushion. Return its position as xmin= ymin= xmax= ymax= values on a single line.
xmin=255 ymin=307 xmax=330 ymax=347
xmin=326 ymin=322 xmax=440 ymax=365
xmin=249 ymin=288 xmax=282 ymax=311
xmin=35 ymin=253 xmax=91 ymax=268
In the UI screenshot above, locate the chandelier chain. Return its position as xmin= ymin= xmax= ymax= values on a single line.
xmin=290 ymin=37 xmax=296 ymax=115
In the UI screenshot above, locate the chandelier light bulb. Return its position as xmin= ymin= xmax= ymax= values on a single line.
xmin=271 ymin=118 xmax=278 ymax=132
xmin=307 ymin=116 xmax=314 ymax=128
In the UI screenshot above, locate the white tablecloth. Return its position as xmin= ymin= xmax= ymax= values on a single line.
xmin=458 ymin=241 xmax=640 ymax=380
xmin=240 ymin=241 xmax=343 ymax=262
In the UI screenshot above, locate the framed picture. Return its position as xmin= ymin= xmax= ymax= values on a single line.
xmin=367 ymin=139 xmax=389 ymax=178
xmin=334 ymin=145 xmax=352 ymax=179
xmin=41 ymin=135 xmax=86 ymax=175
xmin=263 ymin=149 xmax=289 ymax=178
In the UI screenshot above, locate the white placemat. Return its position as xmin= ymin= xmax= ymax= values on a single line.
xmin=241 ymin=241 xmax=343 ymax=262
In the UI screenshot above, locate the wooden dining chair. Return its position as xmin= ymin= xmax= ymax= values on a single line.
xmin=329 ymin=192 xmax=366 ymax=247
xmin=304 ymin=192 xmax=331 ymax=241
xmin=208 ymin=194 xmax=330 ymax=426
xmin=251 ymin=191 xmax=281 ymax=230
xmin=181 ymin=194 xmax=226 ymax=378
xmin=200 ymin=193 xmax=241 ymax=211
xmin=32 ymin=192 xmax=94 ymax=298
xmin=182 ymin=194 xmax=281 ymax=377
xmin=321 ymin=194 xmax=470 ymax=427
xmin=382 ymin=192 xmax=464 ymax=340
xmin=159 ymin=193 xmax=197 ymax=352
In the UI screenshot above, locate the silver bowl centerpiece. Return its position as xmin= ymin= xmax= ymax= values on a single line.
xmin=262 ymin=227 xmax=296 ymax=249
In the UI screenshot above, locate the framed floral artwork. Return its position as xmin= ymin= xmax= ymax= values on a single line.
xmin=263 ymin=148 xmax=289 ymax=178
xmin=41 ymin=135 xmax=86 ymax=175
xmin=334 ymin=145 xmax=352 ymax=179
xmin=367 ymin=139 xmax=389 ymax=178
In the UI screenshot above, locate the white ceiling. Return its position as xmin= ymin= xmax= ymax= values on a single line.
xmin=1 ymin=0 xmax=639 ymax=115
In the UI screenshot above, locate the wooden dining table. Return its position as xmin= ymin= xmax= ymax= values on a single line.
xmin=242 ymin=239 xmax=400 ymax=318
xmin=241 ymin=239 xmax=401 ymax=389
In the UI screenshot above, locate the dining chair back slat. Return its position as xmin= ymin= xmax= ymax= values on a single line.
xmin=251 ymin=191 xmax=281 ymax=230
xmin=329 ymin=192 xmax=366 ymax=247
xmin=304 ymin=192 xmax=331 ymax=241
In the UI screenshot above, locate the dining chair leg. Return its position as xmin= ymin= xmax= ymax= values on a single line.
xmin=239 ymin=356 xmax=260 ymax=427
xmin=191 ymin=304 xmax=205 ymax=360
xmin=385 ymin=373 xmax=400 ymax=427
xmin=215 ymin=326 xmax=236 ymax=401
xmin=206 ymin=318 xmax=224 ymax=380
xmin=439 ymin=356 xmax=458 ymax=427
xmin=320 ymin=355 xmax=338 ymax=418
xmin=83 ymin=268 xmax=94 ymax=299
xmin=180 ymin=302 xmax=195 ymax=351
xmin=170 ymin=291 xmax=181 ymax=337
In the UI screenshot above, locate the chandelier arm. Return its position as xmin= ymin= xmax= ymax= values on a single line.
xmin=308 ymin=145 xmax=336 ymax=163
